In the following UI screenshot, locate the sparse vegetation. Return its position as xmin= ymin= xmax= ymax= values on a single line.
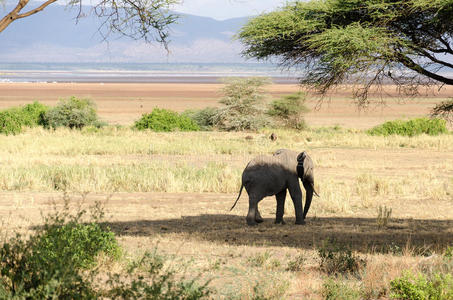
xmin=135 ymin=108 xmax=200 ymax=132
xmin=318 ymin=239 xmax=365 ymax=275
xmin=0 ymin=99 xmax=451 ymax=298
xmin=367 ymin=118 xmax=448 ymax=137
xmin=286 ymin=253 xmax=306 ymax=272
xmin=376 ymin=205 xmax=393 ymax=229
xmin=104 ymin=250 xmax=211 ymax=299
xmin=321 ymin=278 xmax=361 ymax=300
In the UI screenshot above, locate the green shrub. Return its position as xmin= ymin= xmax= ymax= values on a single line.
xmin=318 ymin=239 xmax=365 ymax=275
xmin=213 ymin=77 xmax=271 ymax=131
xmin=367 ymin=118 xmax=448 ymax=137
xmin=22 ymin=101 xmax=48 ymax=127
xmin=0 ymin=202 xmax=117 ymax=298
xmin=0 ymin=102 xmax=48 ymax=135
xmin=321 ymin=278 xmax=361 ymax=300
xmin=42 ymin=96 xmax=99 ymax=129
xmin=0 ymin=108 xmax=24 ymax=135
xmin=267 ymin=92 xmax=309 ymax=129
xmin=37 ymin=222 xmax=121 ymax=269
xmin=135 ymin=108 xmax=200 ymax=132
xmin=182 ymin=107 xmax=218 ymax=130
xmin=390 ymin=272 xmax=453 ymax=300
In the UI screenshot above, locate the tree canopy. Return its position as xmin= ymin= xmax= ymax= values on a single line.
xmin=239 ymin=0 xmax=453 ymax=107
xmin=0 ymin=0 xmax=179 ymax=47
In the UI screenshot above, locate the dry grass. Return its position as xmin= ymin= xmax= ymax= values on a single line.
xmin=0 ymin=124 xmax=452 ymax=298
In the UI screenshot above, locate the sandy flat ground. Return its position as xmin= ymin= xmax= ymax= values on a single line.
xmin=0 ymin=82 xmax=452 ymax=128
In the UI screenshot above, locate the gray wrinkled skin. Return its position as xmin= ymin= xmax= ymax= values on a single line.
xmin=231 ymin=149 xmax=317 ymax=226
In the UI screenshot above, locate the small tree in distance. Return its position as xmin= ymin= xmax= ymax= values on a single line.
xmin=268 ymin=92 xmax=309 ymax=129
xmin=213 ymin=77 xmax=271 ymax=131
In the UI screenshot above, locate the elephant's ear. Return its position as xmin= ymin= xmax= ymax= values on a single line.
xmin=297 ymin=152 xmax=307 ymax=162
xmin=296 ymin=152 xmax=306 ymax=178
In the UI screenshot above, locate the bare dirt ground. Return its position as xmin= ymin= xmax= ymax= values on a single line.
xmin=1 ymin=190 xmax=452 ymax=254
xmin=0 ymin=82 xmax=451 ymax=128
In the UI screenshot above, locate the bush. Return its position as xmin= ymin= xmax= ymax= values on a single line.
xmin=390 ymin=272 xmax=453 ymax=300
xmin=182 ymin=107 xmax=218 ymax=130
xmin=21 ymin=101 xmax=48 ymax=127
xmin=213 ymin=77 xmax=271 ymax=131
xmin=41 ymin=97 xmax=100 ymax=129
xmin=318 ymin=239 xmax=365 ymax=275
xmin=0 ymin=202 xmax=118 ymax=298
xmin=0 ymin=102 xmax=48 ymax=135
xmin=37 ymin=222 xmax=121 ymax=269
xmin=267 ymin=92 xmax=309 ymax=129
xmin=431 ymin=99 xmax=453 ymax=125
xmin=367 ymin=118 xmax=448 ymax=137
xmin=0 ymin=108 xmax=24 ymax=135
xmin=135 ymin=108 xmax=200 ymax=132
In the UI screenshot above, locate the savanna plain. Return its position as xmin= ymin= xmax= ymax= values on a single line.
xmin=0 ymin=82 xmax=452 ymax=298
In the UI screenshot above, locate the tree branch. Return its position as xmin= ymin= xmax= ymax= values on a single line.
xmin=414 ymin=47 xmax=453 ymax=70
xmin=16 ymin=0 xmax=58 ymax=19
xmin=397 ymin=53 xmax=453 ymax=85
xmin=0 ymin=0 xmax=29 ymax=33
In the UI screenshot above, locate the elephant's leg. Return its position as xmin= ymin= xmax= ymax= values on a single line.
xmin=246 ymin=195 xmax=262 ymax=226
xmin=288 ymin=180 xmax=305 ymax=225
xmin=275 ymin=190 xmax=286 ymax=224
xmin=255 ymin=206 xmax=264 ymax=223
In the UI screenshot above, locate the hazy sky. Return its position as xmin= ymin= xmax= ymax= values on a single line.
xmin=172 ymin=0 xmax=287 ymax=20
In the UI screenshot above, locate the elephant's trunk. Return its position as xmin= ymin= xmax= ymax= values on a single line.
xmin=302 ymin=181 xmax=314 ymax=219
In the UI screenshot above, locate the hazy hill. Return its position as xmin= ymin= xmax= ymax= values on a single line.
xmin=0 ymin=4 xmax=250 ymax=62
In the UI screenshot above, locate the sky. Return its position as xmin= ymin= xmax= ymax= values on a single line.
xmin=0 ymin=0 xmax=290 ymax=62
xmin=172 ymin=0 xmax=287 ymax=20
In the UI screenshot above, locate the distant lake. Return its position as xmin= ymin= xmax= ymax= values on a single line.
xmin=0 ymin=62 xmax=299 ymax=83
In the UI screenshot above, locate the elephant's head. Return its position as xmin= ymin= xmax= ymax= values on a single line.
xmin=296 ymin=152 xmax=319 ymax=219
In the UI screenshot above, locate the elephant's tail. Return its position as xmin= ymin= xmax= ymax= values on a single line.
xmin=230 ymin=184 xmax=244 ymax=211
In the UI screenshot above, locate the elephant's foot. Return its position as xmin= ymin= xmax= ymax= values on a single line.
xmin=246 ymin=217 xmax=257 ymax=226
xmin=295 ymin=219 xmax=306 ymax=225
xmin=274 ymin=219 xmax=286 ymax=225
xmin=255 ymin=216 xmax=264 ymax=223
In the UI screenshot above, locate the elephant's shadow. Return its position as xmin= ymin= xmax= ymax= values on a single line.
xmin=104 ymin=214 xmax=453 ymax=254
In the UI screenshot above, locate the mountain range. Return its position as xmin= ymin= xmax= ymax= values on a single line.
xmin=0 ymin=4 xmax=251 ymax=62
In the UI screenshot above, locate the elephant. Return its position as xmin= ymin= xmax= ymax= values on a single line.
xmin=230 ymin=149 xmax=319 ymax=226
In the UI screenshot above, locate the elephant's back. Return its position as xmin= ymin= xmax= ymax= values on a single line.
xmin=242 ymin=154 xmax=293 ymax=180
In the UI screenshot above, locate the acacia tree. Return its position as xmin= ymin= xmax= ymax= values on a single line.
xmin=239 ymin=0 xmax=453 ymax=107
xmin=0 ymin=0 xmax=179 ymax=46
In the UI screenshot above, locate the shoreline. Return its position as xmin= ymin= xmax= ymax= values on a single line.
xmin=0 ymin=76 xmax=299 ymax=84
